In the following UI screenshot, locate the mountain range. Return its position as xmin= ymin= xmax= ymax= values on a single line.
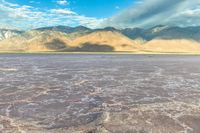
xmin=0 ymin=25 xmax=200 ymax=53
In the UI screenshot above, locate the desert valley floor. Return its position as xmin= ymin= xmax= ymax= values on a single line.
xmin=0 ymin=54 xmax=200 ymax=133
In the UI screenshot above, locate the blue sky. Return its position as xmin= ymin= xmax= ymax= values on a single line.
xmin=0 ymin=0 xmax=141 ymax=29
xmin=0 ymin=0 xmax=200 ymax=30
xmin=9 ymin=0 xmax=137 ymax=18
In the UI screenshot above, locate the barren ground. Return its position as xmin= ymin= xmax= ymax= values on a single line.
xmin=0 ymin=54 xmax=200 ymax=133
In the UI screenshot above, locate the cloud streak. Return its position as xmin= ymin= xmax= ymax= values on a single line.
xmin=0 ymin=0 xmax=104 ymax=30
xmin=56 ymin=0 xmax=68 ymax=6
xmin=101 ymin=0 xmax=200 ymax=28
xmin=50 ymin=9 xmax=76 ymax=15
xmin=1 ymin=0 xmax=199 ymax=30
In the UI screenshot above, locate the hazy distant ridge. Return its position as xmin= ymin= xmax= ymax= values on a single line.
xmin=0 ymin=25 xmax=200 ymax=53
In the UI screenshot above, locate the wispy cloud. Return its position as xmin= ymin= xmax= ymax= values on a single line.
xmin=56 ymin=0 xmax=68 ymax=6
xmin=0 ymin=0 xmax=104 ymax=30
xmin=101 ymin=0 xmax=200 ymax=28
xmin=135 ymin=0 xmax=144 ymax=4
xmin=50 ymin=9 xmax=76 ymax=15
xmin=29 ymin=1 xmax=41 ymax=4
xmin=1 ymin=0 xmax=199 ymax=30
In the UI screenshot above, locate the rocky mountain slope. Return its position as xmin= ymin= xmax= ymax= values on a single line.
xmin=0 ymin=25 xmax=200 ymax=53
xmin=0 ymin=30 xmax=72 ymax=52
xmin=0 ymin=29 xmax=23 ymax=41
xmin=121 ymin=25 xmax=200 ymax=41
xmin=71 ymin=30 xmax=141 ymax=52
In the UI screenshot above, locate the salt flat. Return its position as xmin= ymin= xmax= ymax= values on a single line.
xmin=0 ymin=54 xmax=200 ymax=133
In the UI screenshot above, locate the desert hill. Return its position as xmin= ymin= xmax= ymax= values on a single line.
xmin=0 ymin=30 xmax=71 ymax=52
xmin=71 ymin=31 xmax=141 ymax=52
xmin=143 ymin=39 xmax=200 ymax=53
xmin=0 ymin=25 xmax=200 ymax=53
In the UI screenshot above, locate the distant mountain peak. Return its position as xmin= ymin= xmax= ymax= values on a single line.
xmin=103 ymin=27 xmax=117 ymax=31
xmin=34 ymin=25 xmax=91 ymax=34
xmin=0 ymin=29 xmax=23 ymax=41
xmin=1 ymin=25 xmax=200 ymax=53
xmin=149 ymin=25 xmax=169 ymax=33
xmin=75 ymin=25 xmax=85 ymax=28
xmin=35 ymin=25 xmax=72 ymax=31
xmin=94 ymin=27 xmax=118 ymax=32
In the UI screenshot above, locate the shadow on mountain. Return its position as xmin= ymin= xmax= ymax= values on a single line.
xmin=121 ymin=26 xmax=200 ymax=42
xmin=145 ymin=26 xmax=200 ymax=42
xmin=45 ymin=39 xmax=67 ymax=50
xmin=62 ymin=43 xmax=114 ymax=52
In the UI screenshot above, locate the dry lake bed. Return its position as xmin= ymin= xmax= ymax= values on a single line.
xmin=0 ymin=54 xmax=200 ymax=133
